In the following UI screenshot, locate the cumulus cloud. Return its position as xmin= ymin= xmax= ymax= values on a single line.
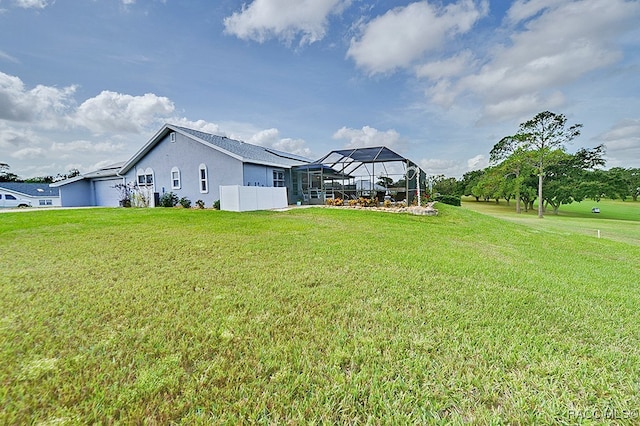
xmin=51 ymin=140 xmax=126 ymax=154
xmin=14 ymin=0 xmax=49 ymax=9
xmin=418 ymin=154 xmax=485 ymax=177
xmin=467 ymin=154 xmax=488 ymax=170
xmin=332 ymin=126 xmax=402 ymax=149
xmin=0 ymin=71 xmax=76 ymax=124
xmin=247 ymin=128 xmax=313 ymax=158
xmin=224 ymin=0 xmax=351 ymax=46
xmin=347 ymin=0 xmax=488 ymax=74
xmin=596 ymin=119 xmax=640 ymax=167
xmin=74 ymin=91 xmax=174 ymax=134
xmin=167 ymin=118 xmax=225 ymax=136
xmin=11 ymin=146 xmax=46 ymax=159
xmin=420 ymin=0 xmax=640 ymax=122
xmin=505 ymin=0 xmax=566 ymax=25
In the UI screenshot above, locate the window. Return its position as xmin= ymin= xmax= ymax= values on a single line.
xmin=273 ymin=170 xmax=285 ymax=187
xmin=6 ymin=194 xmax=16 ymax=200
xmin=136 ymin=168 xmax=154 ymax=187
xmin=199 ymin=164 xmax=208 ymax=193
xmin=170 ymin=132 xmax=176 ymax=143
xmin=39 ymin=199 xmax=53 ymax=206
xmin=171 ymin=167 xmax=181 ymax=190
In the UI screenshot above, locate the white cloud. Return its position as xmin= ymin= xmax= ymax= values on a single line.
xmin=347 ymin=0 xmax=488 ymax=74
xmin=416 ymin=50 xmax=475 ymax=80
xmin=247 ymin=128 xmax=313 ymax=157
xmin=74 ymin=91 xmax=174 ymax=134
xmin=224 ymin=0 xmax=351 ymax=46
xmin=14 ymin=0 xmax=49 ymax=9
xmin=332 ymin=125 xmax=402 ymax=149
xmin=467 ymin=154 xmax=487 ymax=170
xmin=167 ymin=118 xmax=225 ymax=136
xmin=0 ymin=71 xmax=76 ymax=124
xmin=418 ymin=155 xmax=485 ymax=177
xmin=0 ymin=50 xmax=19 ymax=63
xmin=505 ymin=0 xmax=565 ymax=25
xmin=596 ymin=118 xmax=640 ymax=167
xmin=51 ymin=139 xmax=126 ymax=154
xmin=420 ymin=0 xmax=640 ymax=123
xmin=11 ymin=146 xmax=46 ymax=160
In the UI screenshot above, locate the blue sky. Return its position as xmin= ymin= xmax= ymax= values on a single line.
xmin=1 ymin=0 xmax=639 ymax=178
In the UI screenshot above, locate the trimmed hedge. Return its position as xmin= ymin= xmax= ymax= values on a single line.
xmin=434 ymin=194 xmax=461 ymax=206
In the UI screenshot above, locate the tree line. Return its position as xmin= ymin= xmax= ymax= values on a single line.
xmin=431 ymin=111 xmax=639 ymax=217
xmin=0 ymin=162 xmax=80 ymax=183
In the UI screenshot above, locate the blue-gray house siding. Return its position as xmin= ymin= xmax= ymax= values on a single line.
xmin=52 ymin=124 xmax=310 ymax=207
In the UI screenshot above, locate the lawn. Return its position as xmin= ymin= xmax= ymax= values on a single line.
xmin=1 ymin=206 xmax=639 ymax=423
xmin=462 ymin=197 xmax=640 ymax=247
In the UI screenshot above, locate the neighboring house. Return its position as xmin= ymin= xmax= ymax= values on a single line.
xmin=52 ymin=124 xmax=310 ymax=207
xmin=0 ymin=182 xmax=61 ymax=207
xmin=50 ymin=163 xmax=124 ymax=207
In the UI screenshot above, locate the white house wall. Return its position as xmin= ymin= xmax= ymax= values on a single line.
xmin=123 ymin=131 xmax=244 ymax=205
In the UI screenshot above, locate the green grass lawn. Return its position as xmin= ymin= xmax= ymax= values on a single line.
xmin=1 ymin=206 xmax=640 ymax=423
xmin=462 ymin=197 xmax=640 ymax=247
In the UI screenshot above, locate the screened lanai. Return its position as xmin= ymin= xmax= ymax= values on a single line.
xmin=291 ymin=146 xmax=426 ymax=205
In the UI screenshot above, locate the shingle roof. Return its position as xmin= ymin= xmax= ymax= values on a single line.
xmin=0 ymin=182 xmax=60 ymax=197
xmin=174 ymin=126 xmax=310 ymax=167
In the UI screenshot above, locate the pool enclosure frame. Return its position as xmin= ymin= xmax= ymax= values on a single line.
xmin=291 ymin=146 xmax=426 ymax=205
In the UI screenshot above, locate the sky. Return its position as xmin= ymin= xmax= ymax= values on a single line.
xmin=0 ymin=0 xmax=639 ymax=179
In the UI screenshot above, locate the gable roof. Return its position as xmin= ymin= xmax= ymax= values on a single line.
xmin=119 ymin=124 xmax=310 ymax=174
xmin=49 ymin=163 xmax=123 ymax=188
xmin=0 ymin=182 xmax=60 ymax=197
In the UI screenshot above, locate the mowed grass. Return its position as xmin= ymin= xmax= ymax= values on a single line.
xmin=1 ymin=206 xmax=639 ymax=424
xmin=462 ymin=197 xmax=640 ymax=247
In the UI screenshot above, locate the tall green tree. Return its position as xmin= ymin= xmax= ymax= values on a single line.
xmin=460 ymin=169 xmax=485 ymax=201
xmin=0 ymin=162 xmax=20 ymax=182
xmin=607 ymin=167 xmax=640 ymax=201
xmin=494 ymin=111 xmax=582 ymax=218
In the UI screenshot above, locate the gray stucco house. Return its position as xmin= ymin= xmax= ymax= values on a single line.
xmin=51 ymin=124 xmax=310 ymax=207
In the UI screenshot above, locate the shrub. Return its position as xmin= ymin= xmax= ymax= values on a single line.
xmin=179 ymin=197 xmax=191 ymax=209
xmin=159 ymin=192 xmax=179 ymax=207
xmin=383 ymin=199 xmax=392 ymax=208
xmin=334 ymin=198 xmax=344 ymax=206
xmin=195 ymin=200 xmax=205 ymax=209
xmin=213 ymin=200 xmax=220 ymax=210
xmin=326 ymin=198 xmax=334 ymax=206
xmin=434 ymin=194 xmax=461 ymax=206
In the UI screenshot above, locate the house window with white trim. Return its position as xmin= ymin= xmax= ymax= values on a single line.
xmin=137 ymin=168 xmax=154 ymax=187
xmin=273 ymin=170 xmax=285 ymax=187
xmin=171 ymin=167 xmax=181 ymax=190
xmin=39 ymin=199 xmax=53 ymax=206
xmin=199 ymin=164 xmax=208 ymax=193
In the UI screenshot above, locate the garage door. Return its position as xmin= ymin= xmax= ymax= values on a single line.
xmin=93 ymin=178 xmax=122 ymax=207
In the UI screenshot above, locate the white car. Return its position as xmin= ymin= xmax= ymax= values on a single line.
xmin=0 ymin=193 xmax=32 ymax=208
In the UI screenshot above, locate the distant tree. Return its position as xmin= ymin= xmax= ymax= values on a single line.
xmin=24 ymin=176 xmax=55 ymax=183
xmin=489 ymin=147 xmax=537 ymax=213
xmin=495 ymin=111 xmax=582 ymax=218
xmin=377 ymin=176 xmax=393 ymax=188
xmin=608 ymin=167 xmax=640 ymax=201
xmin=459 ymin=170 xmax=485 ymax=201
xmin=432 ymin=175 xmax=459 ymax=196
xmin=0 ymin=163 xmax=20 ymax=182
xmin=53 ymin=168 xmax=81 ymax=182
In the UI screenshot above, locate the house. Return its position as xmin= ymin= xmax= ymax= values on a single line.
xmin=0 ymin=182 xmax=60 ymax=207
xmin=52 ymin=124 xmax=311 ymax=207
